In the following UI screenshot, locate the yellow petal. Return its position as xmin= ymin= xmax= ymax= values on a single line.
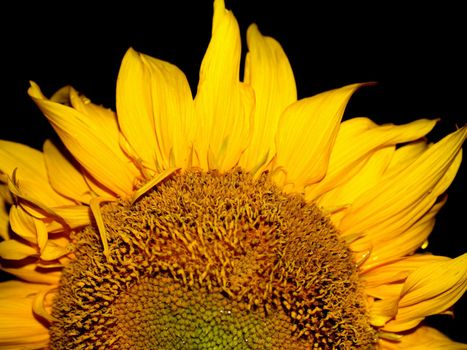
xmin=369 ymin=296 xmax=399 ymax=327
xmin=52 ymin=205 xmax=91 ymax=230
xmin=0 ymin=239 xmax=37 ymax=260
xmin=31 ymin=286 xmax=56 ymax=323
xmin=349 ymin=192 xmax=433 ymax=253
xmin=34 ymin=219 xmax=48 ymax=253
xmin=0 ymin=281 xmax=56 ymax=327
xmin=339 ymin=127 xmax=466 ymax=236
xmin=431 ymin=147 xmax=463 ymax=195
xmin=361 ymin=254 xmax=450 ymax=288
xmin=319 ymin=140 xmax=428 ymax=217
xmin=8 ymin=195 xmax=74 ymax=256
xmin=360 ymin=198 xmax=446 ymax=271
xmin=317 ymin=145 xmax=394 ymax=214
xmin=7 ymin=174 xmax=59 ymax=222
xmin=273 ymin=83 xmax=363 ymax=191
xmin=0 ymin=297 xmax=49 ymax=349
xmin=305 ymin=117 xmax=438 ymax=201
xmin=193 ymin=0 xmax=254 ymax=170
xmin=0 ymin=141 xmax=45 ymax=180
xmin=62 ymin=87 xmax=124 ymax=153
xmin=28 ymin=82 xmax=135 ymax=197
xmin=0 ymin=140 xmax=72 ymax=207
xmin=9 ymin=205 xmax=48 ymax=254
xmin=379 ymin=326 xmax=467 ymax=350
xmin=116 ymin=48 xmax=159 ymax=172
xmin=366 ymin=283 xmax=404 ymax=300
xmin=386 ymin=139 xmax=429 ymax=170
xmin=346 ymin=148 xmax=461 ymax=258
xmin=400 ymin=253 xmax=467 ymax=307
xmin=9 ymin=205 xmax=37 ymax=243
xmin=0 ymin=280 xmax=49 ymax=299
xmin=0 ymin=197 xmax=8 ymax=241
xmin=43 ymin=140 xmax=93 ymax=204
xmin=328 ymin=136 xmax=458 ymax=256
xmin=41 ymin=239 xmax=71 ymax=261
xmin=0 ymin=186 xmax=12 ymax=239
xmin=383 ymin=254 xmax=467 ymax=332
xmin=1 ymin=264 xmax=61 ymax=285
xmin=82 ymin=169 xmax=117 ymax=199
xmin=140 ymin=53 xmax=195 ymax=170
xmin=239 ymin=24 xmax=297 ymax=173
xmin=0 ymin=185 xmax=12 ymax=204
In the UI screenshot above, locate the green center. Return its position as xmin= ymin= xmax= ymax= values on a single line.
xmin=110 ymin=276 xmax=305 ymax=349
xmin=50 ymin=169 xmax=377 ymax=349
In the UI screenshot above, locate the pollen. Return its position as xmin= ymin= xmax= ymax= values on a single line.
xmin=49 ymin=169 xmax=377 ymax=349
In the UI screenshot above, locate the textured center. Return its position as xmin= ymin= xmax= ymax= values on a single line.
xmin=110 ymin=276 xmax=305 ymax=349
xmin=50 ymin=169 xmax=376 ymax=349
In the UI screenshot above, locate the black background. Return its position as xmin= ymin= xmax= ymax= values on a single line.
xmin=1 ymin=0 xmax=465 ymax=344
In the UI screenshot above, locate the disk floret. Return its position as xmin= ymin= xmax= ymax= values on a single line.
xmin=50 ymin=169 xmax=376 ymax=349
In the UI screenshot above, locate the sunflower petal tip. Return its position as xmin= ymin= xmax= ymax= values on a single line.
xmin=124 ymin=47 xmax=140 ymax=61
xmin=214 ymin=0 xmax=226 ymax=10
xmin=247 ymin=22 xmax=260 ymax=33
xmin=27 ymin=81 xmax=42 ymax=97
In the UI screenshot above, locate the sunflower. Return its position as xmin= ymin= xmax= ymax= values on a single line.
xmin=0 ymin=0 xmax=466 ymax=349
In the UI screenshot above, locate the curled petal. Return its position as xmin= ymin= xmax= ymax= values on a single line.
xmin=61 ymin=86 xmax=122 ymax=150
xmin=367 ymin=283 xmax=404 ymax=301
xmin=43 ymin=140 xmax=93 ymax=204
xmin=32 ymin=286 xmax=57 ymax=323
xmin=34 ymin=219 xmax=48 ymax=253
xmin=400 ymin=254 xmax=467 ymax=307
xmin=41 ymin=239 xmax=71 ymax=261
xmin=0 ymin=282 xmax=50 ymax=349
xmin=306 ymin=117 xmax=437 ymax=201
xmin=7 ymin=172 xmax=61 ymax=223
xmin=318 ymin=146 xmax=394 ymax=214
xmin=369 ymin=296 xmax=399 ymax=327
xmin=9 ymin=205 xmax=37 ymax=243
xmin=0 ymin=140 xmax=73 ymax=207
xmin=361 ymin=254 xmax=450 ymax=288
xmin=383 ymin=254 xmax=467 ymax=332
xmin=28 ymin=82 xmax=136 ymax=197
xmin=339 ymin=127 xmax=466 ymax=236
xmin=346 ymin=137 xmax=463 ymax=260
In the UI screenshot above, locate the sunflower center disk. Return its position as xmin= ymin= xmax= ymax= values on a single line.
xmin=50 ymin=169 xmax=376 ymax=349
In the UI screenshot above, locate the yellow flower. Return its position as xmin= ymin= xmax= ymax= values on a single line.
xmin=0 ymin=0 xmax=466 ymax=349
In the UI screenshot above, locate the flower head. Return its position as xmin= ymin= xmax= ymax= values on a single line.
xmin=0 ymin=0 xmax=466 ymax=349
